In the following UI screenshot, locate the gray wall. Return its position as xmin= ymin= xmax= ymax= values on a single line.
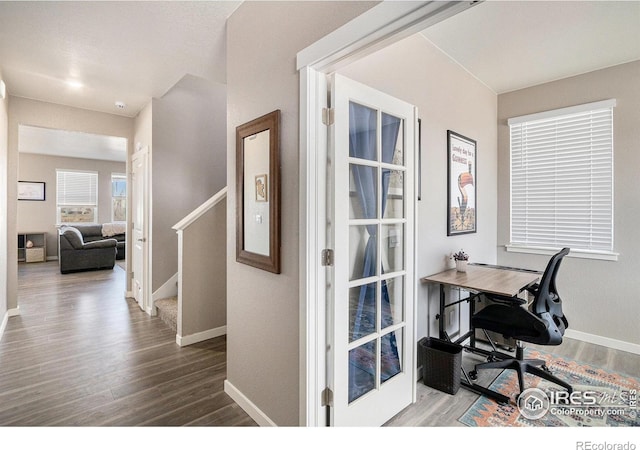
xmin=150 ymin=75 xmax=227 ymax=292
xmin=340 ymin=33 xmax=498 ymax=342
xmin=179 ymin=198 xmax=226 ymax=337
xmin=7 ymin=96 xmax=133 ymax=310
xmin=497 ymin=61 xmax=640 ymax=346
xmin=226 ymin=0 xmax=378 ymax=426
xmin=17 ymin=153 xmax=125 ymax=258
xmin=0 ymin=68 xmax=8 ymax=324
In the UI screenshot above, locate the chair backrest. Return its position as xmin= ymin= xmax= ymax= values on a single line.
xmin=531 ymin=247 xmax=570 ymax=344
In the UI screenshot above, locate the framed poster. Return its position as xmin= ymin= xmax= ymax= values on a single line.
xmin=447 ymin=130 xmax=476 ymax=235
xmin=18 ymin=181 xmax=46 ymax=201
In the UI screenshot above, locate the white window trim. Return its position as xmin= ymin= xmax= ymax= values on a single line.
xmin=505 ymin=244 xmax=619 ymax=261
xmin=508 ymin=99 xmax=616 ymax=260
xmin=508 ymin=98 xmax=617 ymax=125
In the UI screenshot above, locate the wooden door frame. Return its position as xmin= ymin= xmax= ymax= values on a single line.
xmin=296 ymin=1 xmax=480 ymax=426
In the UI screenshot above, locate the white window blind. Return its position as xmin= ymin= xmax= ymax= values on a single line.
xmin=57 ymin=170 xmax=98 ymax=205
xmin=509 ymin=99 xmax=615 ymax=253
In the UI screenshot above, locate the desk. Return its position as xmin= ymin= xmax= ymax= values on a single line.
xmin=421 ymin=264 xmax=540 ymax=403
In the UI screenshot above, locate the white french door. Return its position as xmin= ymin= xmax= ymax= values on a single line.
xmin=328 ymin=73 xmax=417 ymax=426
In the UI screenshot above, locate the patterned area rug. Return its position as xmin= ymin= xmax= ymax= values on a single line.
xmin=459 ymin=349 xmax=639 ymax=427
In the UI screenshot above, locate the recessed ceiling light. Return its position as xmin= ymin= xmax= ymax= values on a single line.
xmin=115 ymin=101 xmax=126 ymax=110
xmin=65 ymin=79 xmax=83 ymax=89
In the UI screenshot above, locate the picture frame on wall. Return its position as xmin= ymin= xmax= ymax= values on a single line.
xmin=255 ymin=174 xmax=268 ymax=202
xmin=18 ymin=181 xmax=46 ymax=201
xmin=447 ymin=130 xmax=476 ymax=235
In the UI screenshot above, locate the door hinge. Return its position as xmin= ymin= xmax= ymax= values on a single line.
xmin=321 ymin=387 xmax=333 ymax=407
xmin=321 ymin=249 xmax=334 ymax=267
xmin=322 ymin=108 xmax=334 ymax=126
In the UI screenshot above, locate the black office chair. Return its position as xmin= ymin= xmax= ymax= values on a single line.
xmin=469 ymin=248 xmax=572 ymax=398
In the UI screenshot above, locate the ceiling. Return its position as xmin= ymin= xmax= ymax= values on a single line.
xmin=0 ymin=1 xmax=241 ymax=118
xmin=421 ymin=1 xmax=640 ymax=94
xmin=1 ymin=1 xmax=639 ymax=160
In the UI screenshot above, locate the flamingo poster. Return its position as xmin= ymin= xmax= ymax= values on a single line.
xmin=447 ymin=130 xmax=477 ymax=235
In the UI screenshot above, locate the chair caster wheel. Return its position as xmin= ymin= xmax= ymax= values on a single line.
xmin=487 ymin=355 xmax=496 ymax=362
xmin=469 ymin=370 xmax=478 ymax=381
xmin=541 ymin=364 xmax=552 ymax=374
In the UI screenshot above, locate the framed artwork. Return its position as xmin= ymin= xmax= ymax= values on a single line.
xmin=255 ymin=174 xmax=268 ymax=202
xmin=447 ymin=130 xmax=476 ymax=235
xmin=18 ymin=181 xmax=46 ymax=201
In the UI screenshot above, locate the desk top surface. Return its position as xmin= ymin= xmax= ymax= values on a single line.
xmin=421 ymin=265 xmax=539 ymax=297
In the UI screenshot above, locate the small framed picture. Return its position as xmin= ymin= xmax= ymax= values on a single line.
xmin=255 ymin=174 xmax=268 ymax=202
xmin=18 ymin=181 xmax=46 ymax=201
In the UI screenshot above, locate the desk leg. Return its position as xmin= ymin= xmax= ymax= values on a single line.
xmin=439 ymin=284 xmax=446 ymax=340
xmin=469 ymin=293 xmax=476 ymax=348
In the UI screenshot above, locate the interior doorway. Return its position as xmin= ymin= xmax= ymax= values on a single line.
xmin=16 ymin=125 xmax=128 ymax=296
xmin=297 ymin=1 xmax=480 ymax=426
xmin=326 ymin=73 xmax=418 ymax=426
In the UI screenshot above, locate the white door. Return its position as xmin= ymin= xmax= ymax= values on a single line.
xmin=328 ymin=74 xmax=417 ymax=426
xmin=131 ymin=147 xmax=149 ymax=312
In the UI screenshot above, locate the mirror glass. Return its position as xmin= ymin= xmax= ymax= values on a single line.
xmin=243 ymin=129 xmax=270 ymax=256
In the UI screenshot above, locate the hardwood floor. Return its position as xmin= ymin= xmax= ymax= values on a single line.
xmin=386 ymin=336 xmax=640 ymax=426
xmin=0 ymin=261 xmax=256 ymax=427
xmin=4 ymin=262 xmax=637 ymax=429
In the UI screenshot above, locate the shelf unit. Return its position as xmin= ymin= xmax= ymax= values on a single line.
xmin=18 ymin=232 xmax=47 ymax=263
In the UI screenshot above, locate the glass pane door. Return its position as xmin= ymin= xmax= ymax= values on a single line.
xmin=330 ymin=73 xmax=416 ymax=426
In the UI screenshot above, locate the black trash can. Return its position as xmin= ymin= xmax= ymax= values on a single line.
xmin=419 ymin=337 xmax=462 ymax=395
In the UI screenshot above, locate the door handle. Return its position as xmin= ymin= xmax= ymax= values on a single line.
xmin=137 ymin=238 xmax=146 ymax=242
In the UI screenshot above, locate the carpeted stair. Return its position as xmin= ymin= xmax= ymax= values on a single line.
xmin=155 ymin=296 xmax=177 ymax=332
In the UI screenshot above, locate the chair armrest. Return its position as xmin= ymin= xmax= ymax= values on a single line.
xmin=525 ymin=283 xmax=540 ymax=296
xmin=484 ymin=292 xmax=527 ymax=306
xmin=83 ymin=238 xmax=117 ymax=250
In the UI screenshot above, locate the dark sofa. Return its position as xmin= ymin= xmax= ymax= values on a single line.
xmin=69 ymin=224 xmax=126 ymax=260
xmin=59 ymin=226 xmax=117 ymax=274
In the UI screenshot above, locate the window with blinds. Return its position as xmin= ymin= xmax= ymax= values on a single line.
xmin=56 ymin=170 xmax=98 ymax=224
xmin=509 ymin=99 xmax=615 ymax=255
xmin=111 ymin=173 xmax=126 ymax=222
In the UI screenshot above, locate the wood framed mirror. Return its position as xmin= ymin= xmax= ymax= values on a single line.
xmin=236 ymin=110 xmax=281 ymax=273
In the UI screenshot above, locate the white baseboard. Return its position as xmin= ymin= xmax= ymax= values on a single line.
xmin=152 ymin=273 xmax=178 ymax=304
xmin=224 ymin=379 xmax=276 ymax=427
xmin=176 ymin=325 xmax=226 ymax=347
xmin=0 ymin=307 xmax=20 ymax=342
xmin=565 ymin=329 xmax=640 ymax=355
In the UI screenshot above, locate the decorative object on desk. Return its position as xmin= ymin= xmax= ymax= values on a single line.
xmin=458 ymin=348 xmax=640 ymax=427
xmin=26 ymin=240 xmax=34 ymax=248
xmin=447 ymin=131 xmax=476 ymax=235
xmin=18 ymin=181 xmax=46 ymax=201
xmin=452 ymin=249 xmax=469 ymax=272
